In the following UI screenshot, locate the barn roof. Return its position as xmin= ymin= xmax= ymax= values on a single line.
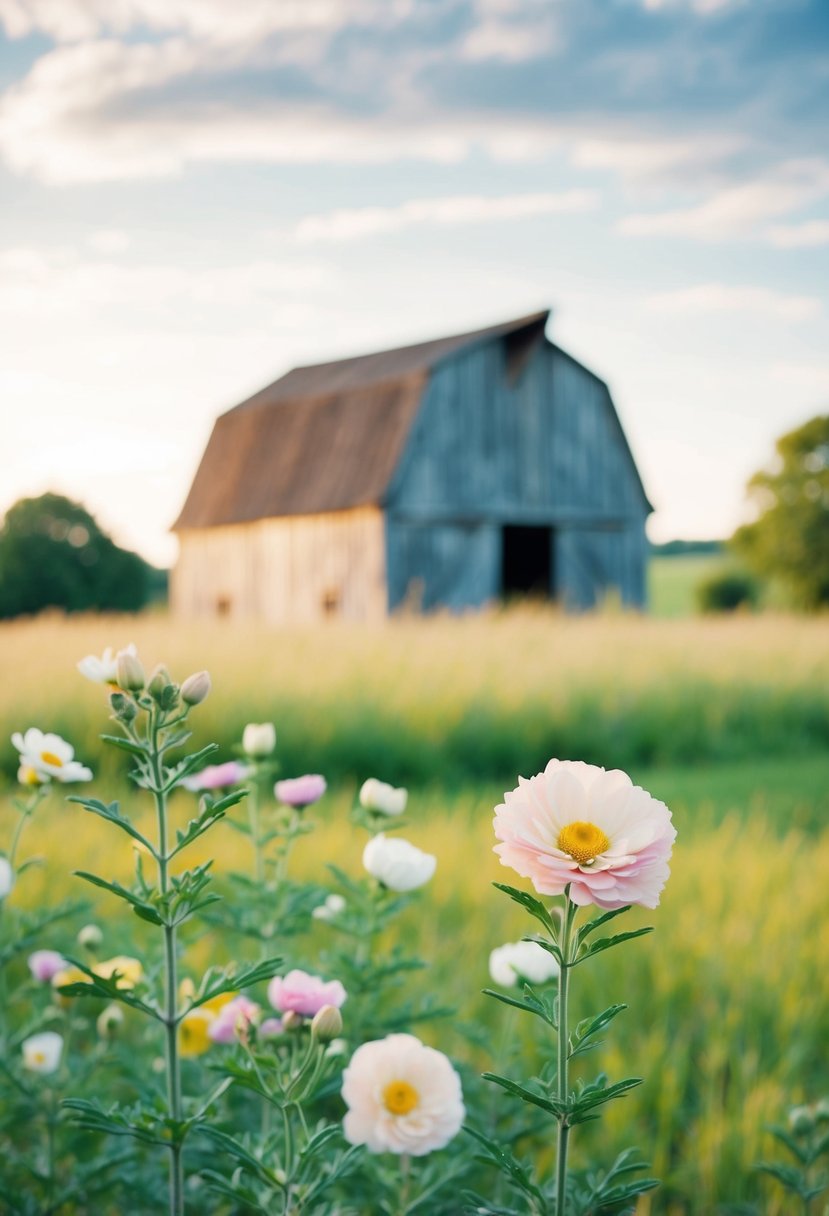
xmin=173 ymin=310 xmax=550 ymax=529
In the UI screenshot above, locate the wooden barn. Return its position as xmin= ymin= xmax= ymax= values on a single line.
xmin=171 ymin=310 xmax=652 ymax=622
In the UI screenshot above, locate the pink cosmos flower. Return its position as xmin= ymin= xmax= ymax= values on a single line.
xmin=494 ymin=759 xmax=676 ymax=910
xmin=182 ymin=761 xmax=250 ymax=792
xmin=268 ymin=969 xmax=346 ymax=1017
xmin=274 ymin=775 xmax=326 ymax=808
xmin=208 ymin=996 xmax=260 ymax=1044
xmin=28 ymin=950 xmax=68 ymax=982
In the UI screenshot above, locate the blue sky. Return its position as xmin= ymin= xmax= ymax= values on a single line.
xmin=1 ymin=0 xmax=827 ymax=566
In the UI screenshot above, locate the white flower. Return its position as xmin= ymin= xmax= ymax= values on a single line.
xmin=97 ymin=1003 xmax=124 ymax=1038
xmin=11 ymin=729 xmax=92 ymax=783
xmin=312 ymin=893 xmax=346 ymax=922
xmin=359 ymin=778 xmax=408 ymax=817
xmin=22 ymin=1031 xmax=63 ymax=1074
xmin=242 ymin=722 xmax=276 ymax=757
xmin=342 ymin=1033 xmax=464 ymax=1156
xmin=78 ymin=924 xmax=103 ymax=950
xmin=362 ymin=835 xmax=436 ymax=892
xmin=489 ymin=940 xmax=560 ymax=988
xmin=77 ymin=644 xmax=137 ymax=684
xmin=0 ymin=857 xmax=13 ymax=900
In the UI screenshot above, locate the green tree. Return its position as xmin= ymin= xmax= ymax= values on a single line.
xmin=0 ymin=493 xmax=154 ymax=618
xmin=733 ymin=414 xmax=829 ymax=609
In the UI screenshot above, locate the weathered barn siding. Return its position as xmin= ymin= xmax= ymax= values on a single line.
xmin=172 ymin=508 xmax=386 ymax=623
xmin=384 ymin=337 xmax=649 ymax=610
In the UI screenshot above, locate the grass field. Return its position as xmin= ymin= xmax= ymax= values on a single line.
xmin=648 ymin=553 xmax=728 ymax=617
xmin=1 ymin=608 xmax=828 ymax=1214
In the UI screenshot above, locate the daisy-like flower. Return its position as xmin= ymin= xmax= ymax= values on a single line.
xmin=494 ymin=759 xmax=676 ymax=910
xmin=22 ymin=1031 xmax=63 ymax=1074
xmin=268 ymin=969 xmax=346 ymax=1017
xmin=11 ymin=729 xmax=92 ymax=784
xmin=342 ymin=1034 xmax=464 ymax=1156
xmin=77 ymin=644 xmax=137 ymax=684
xmin=489 ymin=940 xmax=560 ymax=988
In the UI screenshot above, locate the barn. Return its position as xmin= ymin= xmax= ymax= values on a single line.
xmin=171 ymin=310 xmax=652 ymax=622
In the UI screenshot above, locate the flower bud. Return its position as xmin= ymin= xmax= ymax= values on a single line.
xmin=242 ymin=722 xmax=276 ymax=757
xmin=181 ymin=670 xmax=211 ymax=706
xmin=97 ymin=1003 xmax=124 ymax=1038
xmin=109 ymin=691 xmax=137 ymax=723
xmin=78 ymin=924 xmax=103 ymax=951
xmin=147 ymin=665 xmax=175 ymax=702
xmin=0 ymin=857 xmax=13 ymax=900
xmin=311 ymin=1004 xmax=344 ymax=1043
xmin=115 ymin=652 xmax=145 ymax=692
xmin=325 ymin=1037 xmax=348 ymax=1059
xmin=281 ymin=1010 xmax=303 ymax=1033
xmin=789 ymin=1105 xmax=816 ymax=1135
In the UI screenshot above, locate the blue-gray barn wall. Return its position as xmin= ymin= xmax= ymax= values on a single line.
xmin=385 ymin=340 xmax=649 ymax=611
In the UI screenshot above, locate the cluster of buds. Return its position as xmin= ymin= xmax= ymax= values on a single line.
xmin=79 ymin=645 xmax=212 ymax=725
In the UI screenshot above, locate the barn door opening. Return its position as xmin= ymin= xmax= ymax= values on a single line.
xmin=501 ymin=525 xmax=554 ymax=599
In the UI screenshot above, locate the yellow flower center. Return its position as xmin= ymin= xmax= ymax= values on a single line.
xmin=557 ymin=821 xmax=610 ymax=866
xmin=383 ymin=1079 xmax=419 ymax=1115
xmin=32 ymin=1051 xmax=46 ymax=1064
xmin=41 ymin=751 xmax=63 ymax=767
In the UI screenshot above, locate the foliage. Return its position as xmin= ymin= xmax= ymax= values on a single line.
xmin=695 ymin=567 xmax=760 ymax=614
xmin=733 ymin=414 xmax=829 ymax=609
xmin=0 ymin=494 xmax=155 ymax=619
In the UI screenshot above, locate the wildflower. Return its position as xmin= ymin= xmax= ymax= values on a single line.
xmin=342 ymin=1034 xmax=464 ymax=1155
xmin=182 ymin=760 xmax=250 ymax=792
xmin=179 ymin=1009 xmax=214 ymax=1057
xmin=22 ymin=1031 xmax=63 ymax=1074
xmin=28 ymin=950 xmax=68 ymax=983
xmin=180 ymin=670 xmax=211 ymax=706
xmin=11 ymin=729 xmax=92 ymax=783
xmin=274 ymin=775 xmax=327 ymax=808
xmin=94 ymin=955 xmax=143 ymax=989
xmin=359 ymin=778 xmax=408 ymax=817
xmin=0 ymin=857 xmax=13 ymax=900
xmin=18 ymin=763 xmax=47 ymax=786
xmin=242 ymin=722 xmax=276 ymax=757
xmin=77 ymin=924 xmax=103 ymax=951
xmin=362 ymin=834 xmax=436 ymax=892
xmin=115 ymin=651 xmax=145 ymax=692
xmin=312 ymin=893 xmax=346 ymax=922
xmin=268 ymin=969 xmax=346 ymax=1017
xmin=259 ymin=1017 xmax=284 ymax=1039
xmin=77 ymin=644 xmax=137 ymax=684
xmin=311 ymin=1004 xmax=344 ymax=1043
xmin=97 ymin=1003 xmax=124 ymax=1038
xmin=494 ymin=759 xmax=676 ymax=910
xmin=208 ymin=996 xmax=261 ymax=1044
xmin=489 ymin=940 xmax=559 ymax=987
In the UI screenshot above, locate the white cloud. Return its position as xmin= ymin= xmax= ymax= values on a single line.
xmin=87 ymin=228 xmax=131 ymax=254
xmin=766 ymin=219 xmax=829 ymax=249
xmin=645 ymin=282 xmax=821 ymax=321
xmin=620 ymin=160 xmax=829 ymax=239
xmin=573 ymin=132 xmax=745 ymax=179
xmin=292 ymin=190 xmax=597 ymax=243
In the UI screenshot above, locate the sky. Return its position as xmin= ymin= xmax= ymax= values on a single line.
xmin=0 ymin=0 xmax=827 ymax=568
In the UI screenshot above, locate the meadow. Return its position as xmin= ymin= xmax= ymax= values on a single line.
xmin=1 ymin=607 xmax=828 ymax=1214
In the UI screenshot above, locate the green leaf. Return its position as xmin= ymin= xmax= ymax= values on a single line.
xmin=481 ymin=1071 xmax=565 ymax=1117
xmin=575 ymin=927 xmax=653 ymax=964
xmin=576 ymin=905 xmax=631 ymax=945
xmin=569 ymin=1076 xmax=643 ymax=1124
xmin=169 ymin=798 xmax=231 ymax=858
xmin=99 ymin=734 xmax=147 ymax=758
xmin=67 ymin=797 xmax=156 ymax=854
xmin=492 ymin=882 xmax=558 ymax=935
xmin=483 ymin=986 xmax=557 ymax=1026
xmin=570 ymin=1004 xmax=627 ymax=1058
xmin=465 ymin=1125 xmax=545 ymax=1204
xmin=74 ymin=871 xmax=163 ymax=925
xmin=167 ymin=743 xmax=220 ymax=787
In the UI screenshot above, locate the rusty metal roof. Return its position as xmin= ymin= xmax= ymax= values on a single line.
xmin=173 ymin=311 xmax=549 ymax=528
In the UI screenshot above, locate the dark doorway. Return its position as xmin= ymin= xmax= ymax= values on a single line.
xmin=501 ymin=525 xmax=554 ymax=599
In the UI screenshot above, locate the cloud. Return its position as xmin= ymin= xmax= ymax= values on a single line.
xmin=620 ymin=160 xmax=829 ymax=240
xmin=645 ymin=282 xmax=821 ymax=320
xmin=766 ymin=219 xmax=829 ymax=248
xmin=292 ymin=189 xmax=597 ymax=243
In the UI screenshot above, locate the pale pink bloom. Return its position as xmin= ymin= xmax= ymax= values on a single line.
xmin=182 ymin=760 xmax=250 ymax=791
xmin=274 ymin=775 xmax=326 ymax=808
xmin=494 ymin=759 xmax=676 ymax=910
xmin=268 ymin=969 xmax=346 ymax=1017
xmin=259 ymin=1017 xmax=284 ymax=1039
xmin=208 ymin=996 xmax=260 ymax=1044
xmin=28 ymin=950 xmax=68 ymax=982
xmin=342 ymin=1033 xmax=464 ymax=1156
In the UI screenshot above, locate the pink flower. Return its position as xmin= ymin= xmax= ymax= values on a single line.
xmin=208 ymin=996 xmax=260 ymax=1044
xmin=28 ymin=950 xmax=68 ymax=982
xmin=182 ymin=761 xmax=250 ymax=792
xmin=274 ymin=775 xmax=326 ymax=808
xmin=259 ymin=1017 xmax=284 ymax=1039
xmin=268 ymin=969 xmax=346 ymax=1017
xmin=494 ymin=759 xmax=676 ymax=910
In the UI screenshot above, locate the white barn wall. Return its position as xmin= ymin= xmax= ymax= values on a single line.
xmin=172 ymin=508 xmax=386 ymax=623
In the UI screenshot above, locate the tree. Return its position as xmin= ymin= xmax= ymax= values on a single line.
xmin=0 ymin=493 xmax=154 ymax=618
xmin=733 ymin=414 xmax=829 ymax=609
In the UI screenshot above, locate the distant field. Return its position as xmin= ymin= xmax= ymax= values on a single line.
xmin=1 ymin=608 xmax=828 ymax=1214
xmin=648 ymin=553 xmax=729 ymax=617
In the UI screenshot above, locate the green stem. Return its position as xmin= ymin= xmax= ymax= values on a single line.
xmin=555 ymin=896 xmax=578 ymax=1216
xmin=150 ymin=709 xmax=184 ymax=1216
xmin=397 ymin=1153 xmax=411 ymax=1216
xmin=247 ymin=779 xmax=264 ymax=884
